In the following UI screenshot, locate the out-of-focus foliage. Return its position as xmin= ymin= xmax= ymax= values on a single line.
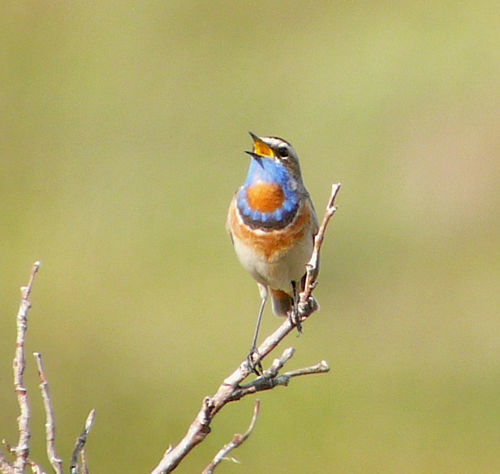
xmin=1 ymin=1 xmax=498 ymax=472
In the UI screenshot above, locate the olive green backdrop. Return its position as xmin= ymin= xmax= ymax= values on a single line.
xmin=1 ymin=1 xmax=498 ymax=473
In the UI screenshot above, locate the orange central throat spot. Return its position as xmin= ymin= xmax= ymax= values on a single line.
xmin=247 ymin=182 xmax=285 ymax=213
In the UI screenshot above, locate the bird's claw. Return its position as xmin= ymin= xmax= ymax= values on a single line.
xmin=247 ymin=348 xmax=263 ymax=376
xmin=288 ymin=308 xmax=303 ymax=334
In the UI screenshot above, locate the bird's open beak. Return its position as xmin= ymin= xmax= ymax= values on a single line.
xmin=244 ymin=150 xmax=262 ymax=162
xmin=248 ymin=132 xmax=275 ymax=158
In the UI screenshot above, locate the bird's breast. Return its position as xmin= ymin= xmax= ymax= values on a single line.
xmin=228 ymin=197 xmax=315 ymax=264
xmin=246 ymin=182 xmax=285 ymax=213
xmin=237 ymin=180 xmax=299 ymax=230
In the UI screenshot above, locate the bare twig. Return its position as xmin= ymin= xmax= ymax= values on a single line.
xmin=0 ymin=450 xmax=14 ymax=474
xmin=151 ymin=309 xmax=301 ymax=472
xmin=26 ymin=459 xmax=46 ymax=474
xmin=202 ymin=400 xmax=261 ymax=474
xmin=299 ymin=183 xmax=341 ymax=313
xmin=228 ymin=350 xmax=330 ymax=401
xmin=1 ymin=440 xmax=16 ymax=458
xmin=33 ymin=353 xmax=63 ymax=474
xmin=281 ymin=359 xmax=330 ymax=379
xmin=2 ymin=263 xmax=96 ymax=474
xmin=0 ymin=440 xmax=46 ymax=474
xmin=12 ymin=261 xmax=41 ymax=473
xmin=79 ymin=449 xmax=89 ymax=474
xmin=70 ymin=409 xmax=96 ymax=474
xmin=151 ymin=184 xmax=341 ymax=473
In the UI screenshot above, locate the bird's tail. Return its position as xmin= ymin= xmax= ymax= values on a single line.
xmin=270 ymin=287 xmax=319 ymax=317
xmin=270 ymin=289 xmax=293 ymax=316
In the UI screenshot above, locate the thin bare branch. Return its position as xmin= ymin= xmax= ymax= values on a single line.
xmin=79 ymin=449 xmax=89 ymax=474
xmin=202 ymin=400 xmax=261 ymax=474
xmin=26 ymin=459 xmax=46 ymax=474
xmin=281 ymin=360 xmax=330 ymax=379
xmin=1 ymin=440 xmax=15 ymax=457
xmin=33 ymin=352 xmax=63 ymax=474
xmin=299 ymin=183 xmax=341 ymax=312
xmin=228 ymin=350 xmax=330 ymax=401
xmin=1 ymin=440 xmax=46 ymax=474
xmin=13 ymin=261 xmax=41 ymax=474
xmin=70 ymin=409 xmax=96 ymax=474
xmin=0 ymin=450 xmax=14 ymax=474
xmin=152 ymin=184 xmax=341 ymax=473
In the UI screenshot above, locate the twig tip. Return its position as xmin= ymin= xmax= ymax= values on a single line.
xmin=86 ymin=409 xmax=96 ymax=429
xmin=283 ymin=347 xmax=295 ymax=359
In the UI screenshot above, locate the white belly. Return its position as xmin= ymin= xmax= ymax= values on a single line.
xmin=232 ymin=227 xmax=313 ymax=292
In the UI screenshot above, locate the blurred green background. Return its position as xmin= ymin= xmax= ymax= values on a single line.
xmin=1 ymin=1 xmax=498 ymax=472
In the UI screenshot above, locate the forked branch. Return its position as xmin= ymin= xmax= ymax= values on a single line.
xmin=151 ymin=183 xmax=341 ymax=473
xmin=70 ymin=409 xmax=96 ymax=474
xmin=1 ymin=263 xmax=96 ymax=474
xmin=202 ymin=400 xmax=261 ymax=474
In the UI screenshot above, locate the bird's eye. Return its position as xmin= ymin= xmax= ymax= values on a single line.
xmin=277 ymin=146 xmax=289 ymax=158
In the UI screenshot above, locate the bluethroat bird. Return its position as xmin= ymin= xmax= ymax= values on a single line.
xmin=227 ymin=132 xmax=319 ymax=373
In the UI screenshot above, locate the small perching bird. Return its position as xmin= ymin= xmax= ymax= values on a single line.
xmin=227 ymin=133 xmax=319 ymax=373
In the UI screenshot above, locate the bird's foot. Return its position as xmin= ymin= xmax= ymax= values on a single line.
xmin=246 ymin=347 xmax=263 ymax=376
xmin=288 ymin=308 xmax=303 ymax=334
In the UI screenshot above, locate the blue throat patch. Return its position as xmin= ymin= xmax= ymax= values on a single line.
xmin=237 ymin=157 xmax=299 ymax=230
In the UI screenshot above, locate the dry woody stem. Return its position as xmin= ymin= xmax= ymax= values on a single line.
xmin=33 ymin=352 xmax=63 ymax=474
xmin=12 ymin=261 xmax=40 ymax=474
xmin=1 ymin=263 xmax=96 ymax=474
xmin=1 ymin=184 xmax=340 ymax=474
xmin=70 ymin=409 xmax=96 ymax=474
xmin=151 ymin=183 xmax=341 ymax=473
xmin=202 ymin=400 xmax=261 ymax=474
